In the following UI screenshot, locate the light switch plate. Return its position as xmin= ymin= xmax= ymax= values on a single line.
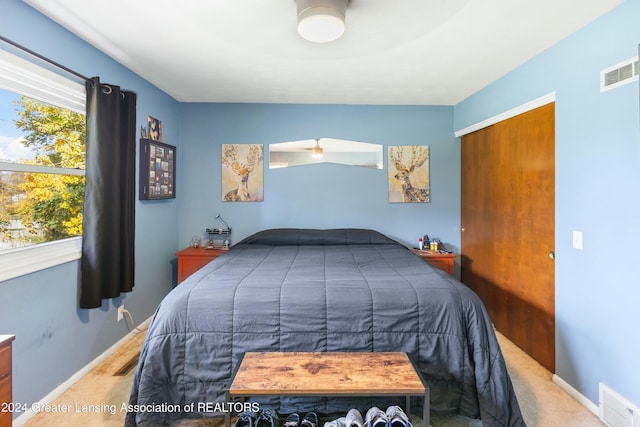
xmin=572 ymin=231 xmax=583 ymax=250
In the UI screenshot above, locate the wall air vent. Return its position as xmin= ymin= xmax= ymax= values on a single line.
xmin=599 ymin=382 xmax=640 ymax=427
xmin=600 ymin=56 xmax=639 ymax=92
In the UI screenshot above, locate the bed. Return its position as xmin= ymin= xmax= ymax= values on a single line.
xmin=125 ymin=228 xmax=525 ymax=427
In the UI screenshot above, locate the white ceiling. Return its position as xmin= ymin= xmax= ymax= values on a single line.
xmin=24 ymin=0 xmax=623 ymax=105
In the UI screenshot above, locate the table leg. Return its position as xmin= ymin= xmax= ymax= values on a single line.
xmin=225 ymin=391 xmax=231 ymax=427
xmin=422 ymin=389 xmax=430 ymax=427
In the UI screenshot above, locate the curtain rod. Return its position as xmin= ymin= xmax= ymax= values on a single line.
xmin=0 ymin=35 xmax=91 ymax=82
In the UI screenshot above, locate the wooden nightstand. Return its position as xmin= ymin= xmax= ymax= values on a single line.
xmin=0 ymin=335 xmax=15 ymax=427
xmin=411 ymin=249 xmax=457 ymax=275
xmin=176 ymin=246 xmax=228 ymax=284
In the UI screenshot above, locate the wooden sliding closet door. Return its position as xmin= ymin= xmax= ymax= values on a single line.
xmin=461 ymin=103 xmax=555 ymax=372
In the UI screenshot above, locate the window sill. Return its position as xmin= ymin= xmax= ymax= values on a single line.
xmin=0 ymin=237 xmax=82 ymax=283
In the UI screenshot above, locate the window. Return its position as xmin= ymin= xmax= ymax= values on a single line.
xmin=0 ymin=48 xmax=85 ymax=281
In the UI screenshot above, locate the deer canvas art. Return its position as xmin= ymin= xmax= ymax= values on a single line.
xmin=221 ymin=144 xmax=264 ymax=202
xmin=388 ymin=145 xmax=430 ymax=203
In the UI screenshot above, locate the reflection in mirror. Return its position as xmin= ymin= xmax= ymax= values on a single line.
xmin=269 ymin=138 xmax=383 ymax=169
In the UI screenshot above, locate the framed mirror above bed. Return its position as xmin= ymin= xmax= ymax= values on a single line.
xmin=268 ymin=138 xmax=383 ymax=169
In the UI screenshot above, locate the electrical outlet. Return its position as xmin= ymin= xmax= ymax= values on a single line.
xmin=118 ymin=305 xmax=125 ymax=322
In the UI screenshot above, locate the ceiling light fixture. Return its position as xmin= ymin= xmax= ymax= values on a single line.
xmin=296 ymin=0 xmax=349 ymax=43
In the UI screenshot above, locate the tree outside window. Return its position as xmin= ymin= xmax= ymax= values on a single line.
xmin=0 ymin=92 xmax=85 ymax=250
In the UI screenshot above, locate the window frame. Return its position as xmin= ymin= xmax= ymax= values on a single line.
xmin=0 ymin=237 xmax=82 ymax=282
xmin=0 ymin=48 xmax=86 ymax=283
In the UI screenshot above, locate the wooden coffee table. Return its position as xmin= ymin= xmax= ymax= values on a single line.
xmin=225 ymin=352 xmax=429 ymax=427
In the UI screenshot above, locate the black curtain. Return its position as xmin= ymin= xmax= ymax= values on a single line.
xmin=80 ymin=77 xmax=136 ymax=309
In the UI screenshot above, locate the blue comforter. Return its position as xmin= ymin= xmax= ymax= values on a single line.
xmin=125 ymin=229 xmax=524 ymax=426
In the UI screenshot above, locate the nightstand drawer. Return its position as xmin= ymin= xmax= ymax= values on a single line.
xmin=0 ymin=336 xmax=14 ymax=427
xmin=410 ymin=249 xmax=457 ymax=275
xmin=181 ymin=257 xmax=214 ymax=279
xmin=176 ymin=247 xmax=229 ymax=283
xmin=0 ymin=345 xmax=10 ymax=379
xmin=0 ymin=374 xmax=9 ymax=398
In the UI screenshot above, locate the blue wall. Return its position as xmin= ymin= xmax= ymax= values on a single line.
xmin=177 ymin=103 xmax=460 ymax=251
xmin=3 ymin=0 xmax=639 ymax=419
xmin=0 ymin=0 xmax=180 ymax=413
xmin=0 ymin=3 xmax=461 ymax=416
xmin=454 ymin=0 xmax=640 ymax=408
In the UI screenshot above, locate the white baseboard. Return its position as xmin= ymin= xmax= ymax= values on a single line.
xmin=552 ymin=374 xmax=600 ymax=416
xmin=13 ymin=316 xmax=152 ymax=426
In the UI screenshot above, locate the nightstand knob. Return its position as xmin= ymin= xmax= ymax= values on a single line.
xmin=548 ymin=251 xmax=555 ymax=260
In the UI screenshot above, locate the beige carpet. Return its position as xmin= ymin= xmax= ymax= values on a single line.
xmin=20 ymin=329 xmax=605 ymax=427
